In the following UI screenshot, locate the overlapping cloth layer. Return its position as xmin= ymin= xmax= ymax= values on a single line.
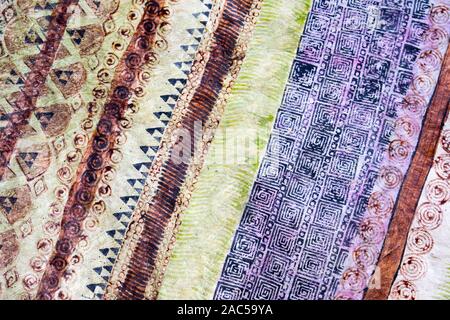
xmin=215 ymin=0 xmax=450 ymax=300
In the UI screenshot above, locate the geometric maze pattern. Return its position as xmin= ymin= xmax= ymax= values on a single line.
xmin=215 ymin=0 xmax=431 ymax=300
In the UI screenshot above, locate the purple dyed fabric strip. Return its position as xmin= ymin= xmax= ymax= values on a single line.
xmin=214 ymin=0 xmax=432 ymax=300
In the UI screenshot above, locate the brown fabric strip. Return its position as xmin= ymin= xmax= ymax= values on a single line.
xmin=0 ymin=0 xmax=78 ymax=180
xmin=115 ymin=0 xmax=257 ymax=300
xmin=364 ymin=46 xmax=450 ymax=300
xmin=35 ymin=0 xmax=168 ymax=300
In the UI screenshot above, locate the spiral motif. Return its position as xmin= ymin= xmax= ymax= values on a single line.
xmin=30 ymin=256 xmax=46 ymax=273
xmin=98 ymin=183 xmax=112 ymax=197
xmin=81 ymin=118 xmax=94 ymax=131
xmin=136 ymin=35 xmax=150 ymax=50
xmin=434 ymin=154 xmax=450 ymax=179
xmin=76 ymin=188 xmax=94 ymax=204
xmin=413 ymin=74 xmax=434 ymax=96
xmin=359 ymin=217 xmax=386 ymax=244
xmin=73 ymin=132 xmax=89 ymax=149
xmin=159 ymin=5 xmax=172 ymax=19
xmin=379 ymin=166 xmax=402 ymax=189
xmin=334 ymin=290 xmax=357 ymax=300
xmin=97 ymin=119 xmax=113 ymax=135
xmin=71 ymin=253 xmax=83 ymax=265
xmin=102 ymin=166 xmax=116 ymax=183
xmin=121 ymin=69 xmax=136 ymax=83
xmin=441 ymin=130 xmax=450 ymax=153
xmin=56 ymin=289 xmax=70 ymax=300
xmin=93 ymin=85 xmax=108 ymax=99
xmin=37 ymin=238 xmax=53 ymax=255
xmin=119 ymin=117 xmax=133 ymax=130
xmin=105 ymin=52 xmax=119 ymax=67
xmin=44 ymin=220 xmax=59 ymax=236
xmin=63 ymin=219 xmax=82 ymax=237
xmin=352 ymin=244 xmax=377 ymax=268
xmin=389 ymin=139 xmax=411 ymax=162
xmin=407 ymin=227 xmax=433 ymax=254
xmin=84 ymin=217 xmax=99 ymax=232
xmin=340 ymin=268 xmax=368 ymax=292
xmin=87 ymin=153 xmax=104 ymax=171
xmin=81 ymin=170 xmax=98 ymax=186
xmin=49 ymin=203 xmax=64 ymax=218
xmin=50 ymin=256 xmax=68 ymax=272
xmin=97 ymin=68 xmax=112 ymax=84
xmin=110 ymin=148 xmax=124 ymax=164
xmin=426 ymin=179 xmax=450 ymax=204
xmin=402 ymin=95 xmax=426 ymax=115
xmin=417 ymin=202 xmax=443 ymax=230
xmin=57 ymin=166 xmax=73 ymax=183
xmin=430 ymin=5 xmax=449 ymax=25
xmin=155 ymin=38 xmax=169 ymax=52
xmin=138 ymin=69 xmax=152 ymax=84
xmin=394 ymin=116 xmax=419 ymax=140
xmin=70 ymin=204 xmax=88 ymax=221
xmin=115 ymin=131 xmax=128 ymax=145
xmin=145 ymin=1 xmax=161 ymax=16
xmin=114 ymin=85 xmax=131 ymax=100
xmin=417 ymin=49 xmax=442 ymax=73
xmin=368 ymin=192 xmax=394 ymax=217
xmin=92 ymin=200 xmax=106 ymax=215
xmin=134 ymin=86 xmax=145 ymax=98
xmin=104 ymin=102 xmax=121 ymax=117
xmin=93 ymin=135 xmax=110 ymax=153
xmin=42 ymin=273 xmax=60 ymax=292
xmin=54 ymin=185 xmax=69 ymax=200
xmin=56 ymin=238 xmax=74 ymax=255
xmin=400 ymin=255 xmax=426 ymax=280
xmin=142 ymin=19 xmax=157 ymax=34
xmin=125 ymin=52 xmax=142 ymax=69
xmin=144 ymin=51 xmax=159 ymax=66
xmin=22 ymin=274 xmax=39 ymax=291
xmin=390 ymin=280 xmax=416 ymax=300
xmin=158 ymin=21 xmax=172 ymax=36
xmin=426 ymin=27 xmax=448 ymax=48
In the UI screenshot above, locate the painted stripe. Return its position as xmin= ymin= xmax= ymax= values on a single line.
xmin=35 ymin=0 xmax=169 ymax=300
xmin=106 ymin=0 xmax=261 ymax=300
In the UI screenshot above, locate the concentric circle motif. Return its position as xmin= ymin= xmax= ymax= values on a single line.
xmin=389 ymin=139 xmax=411 ymax=162
xmin=367 ymin=192 xmax=394 ymax=218
xmin=417 ymin=202 xmax=443 ymax=230
xmin=352 ymin=244 xmax=377 ymax=268
xmin=391 ymin=280 xmax=417 ymax=300
xmin=417 ymin=49 xmax=442 ymax=73
xmin=426 ymin=179 xmax=450 ymax=204
xmin=379 ymin=166 xmax=402 ymax=189
xmin=407 ymin=227 xmax=434 ymax=255
xmin=400 ymin=255 xmax=426 ymax=281
xmin=430 ymin=5 xmax=449 ymax=25
xmin=359 ymin=217 xmax=386 ymax=244
xmin=441 ymin=130 xmax=450 ymax=153
xmin=340 ymin=268 xmax=368 ymax=292
xmin=434 ymin=154 xmax=450 ymax=179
